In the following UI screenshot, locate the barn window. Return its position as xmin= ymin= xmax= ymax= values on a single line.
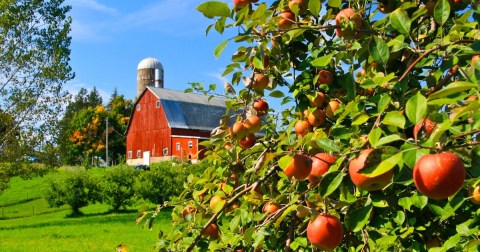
xmin=188 ymin=141 xmax=193 ymax=149
xmin=176 ymin=143 xmax=180 ymax=150
xmin=156 ymin=100 xmax=161 ymax=108
xmin=128 ymin=151 xmax=132 ymax=159
xmin=163 ymin=148 xmax=168 ymax=156
xmin=137 ymin=150 xmax=141 ymax=158
xmin=136 ymin=104 xmax=141 ymax=111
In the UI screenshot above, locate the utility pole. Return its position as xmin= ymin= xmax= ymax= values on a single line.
xmin=106 ymin=117 xmax=109 ymax=166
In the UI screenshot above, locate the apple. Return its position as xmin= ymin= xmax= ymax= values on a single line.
xmin=325 ymin=100 xmax=341 ymax=119
xmin=413 ymin=152 xmax=465 ymax=199
xmin=335 ymin=8 xmax=363 ymax=39
xmin=278 ymin=11 xmax=295 ymax=30
xmin=230 ymin=121 xmax=247 ymax=140
xmin=469 ymin=185 xmax=480 ymax=204
xmin=413 ymin=117 xmax=436 ymax=141
xmin=305 ymin=108 xmax=326 ymax=127
xmin=220 ymin=173 xmax=240 ymax=191
xmin=253 ymin=99 xmax=269 ymax=115
xmin=307 ymin=214 xmax=343 ymax=250
xmin=210 ymin=195 xmax=226 ymax=212
xmin=472 ymin=54 xmax=480 ymax=66
xmin=426 ymin=236 xmax=441 ymax=248
xmin=295 ymin=119 xmax=312 ymax=137
xmin=182 ymin=206 xmax=196 ymax=220
xmin=202 ymin=223 xmax=219 ymax=240
xmin=234 ymin=0 xmax=249 ymax=8
xmin=252 ymin=73 xmax=269 ymax=91
xmin=308 ymin=153 xmax=336 ymax=184
xmin=239 ymin=133 xmax=256 ymax=149
xmin=284 ymin=154 xmax=312 ymax=180
xmin=288 ymin=0 xmax=307 ymax=14
xmin=309 ymin=91 xmax=327 ymax=108
xmin=349 ymin=148 xmax=394 ymax=191
xmin=244 ymin=115 xmax=262 ymax=133
xmin=317 ymin=69 xmax=334 ymax=85
xmin=262 ymin=201 xmax=281 ymax=215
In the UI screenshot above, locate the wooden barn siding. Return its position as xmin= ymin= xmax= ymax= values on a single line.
xmin=126 ymin=91 xmax=171 ymax=159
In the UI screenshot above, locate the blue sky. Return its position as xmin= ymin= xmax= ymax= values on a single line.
xmin=65 ymin=0 xmax=237 ymax=101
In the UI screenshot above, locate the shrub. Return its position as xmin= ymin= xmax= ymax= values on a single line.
xmin=101 ymin=165 xmax=138 ymax=212
xmin=135 ymin=161 xmax=204 ymax=204
xmin=45 ymin=169 xmax=101 ymax=215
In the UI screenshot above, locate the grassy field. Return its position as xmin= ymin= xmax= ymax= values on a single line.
xmin=0 ymin=169 xmax=172 ymax=252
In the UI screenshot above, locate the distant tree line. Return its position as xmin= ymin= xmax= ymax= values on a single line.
xmin=57 ymin=87 xmax=133 ymax=166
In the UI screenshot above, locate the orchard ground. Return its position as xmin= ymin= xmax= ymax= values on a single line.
xmin=0 ymin=167 xmax=171 ymax=252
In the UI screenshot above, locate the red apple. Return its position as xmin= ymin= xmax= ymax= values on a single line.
xmin=295 ymin=119 xmax=312 ymax=137
xmin=284 ymin=154 xmax=312 ymax=180
xmin=413 ymin=152 xmax=465 ymax=199
xmin=472 ymin=54 xmax=480 ymax=66
xmin=262 ymin=201 xmax=281 ymax=215
xmin=278 ymin=11 xmax=295 ymax=30
xmin=413 ymin=117 xmax=436 ymax=141
xmin=230 ymin=121 xmax=247 ymax=140
xmin=239 ymin=133 xmax=256 ymax=149
xmin=210 ymin=195 xmax=226 ymax=212
xmin=305 ymin=108 xmax=326 ymax=127
xmin=349 ymin=148 xmax=394 ymax=191
xmin=253 ymin=99 xmax=269 ymax=115
xmin=202 ymin=223 xmax=219 ymax=240
xmin=308 ymin=153 xmax=336 ymax=184
xmin=317 ymin=70 xmax=334 ymax=85
xmin=307 ymin=214 xmax=343 ymax=250
xmin=288 ymin=0 xmax=307 ymax=13
xmin=335 ymin=8 xmax=363 ymax=39
xmin=252 ymin=73 xmax=269 ymax=91
xmin=309 ymin=91 xmax=327 ymax=108
xmin=325 ymin=100 xmax=341 ymax=119
xmin=244 ymin=115 xmax=262 ymax=133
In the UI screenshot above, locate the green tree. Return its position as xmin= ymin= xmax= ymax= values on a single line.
xmin=101 ymin=165 xmax=138 ymax=212
xmin=106 ymin=89 xmax=133 ymax=165
xmin=45 ymin=169 xmax=101 ymax=215
xmin=148 ymin=0 xmax=480 ymax=251
xmin=0 ymin=0 xmax=73 ymax=193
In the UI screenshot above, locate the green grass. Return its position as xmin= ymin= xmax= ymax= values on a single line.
xmin=0 ymin=169 xmax=173 ymax=252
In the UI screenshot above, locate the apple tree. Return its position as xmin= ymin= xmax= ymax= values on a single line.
xmin=147 ymin=0 xmax=480 ymax=251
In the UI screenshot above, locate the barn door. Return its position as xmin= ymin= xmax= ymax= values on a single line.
xmin=143 ymin=151 xmax=150 ymax=165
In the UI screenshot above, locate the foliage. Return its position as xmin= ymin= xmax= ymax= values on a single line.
xmin=148 ymin=0 xmax=480 ymax=251
xmin=135 ymin=161 xmax=205 ymax=204
xmin=45 ymin=169 xmax=101 ymax=215
xmin=0 ymin=0 xmax=73 ymax=193
xmin=58 ymin=87 xmax=132 ymax=166
xmin=101 ymin=165 xmax=138 ymax=212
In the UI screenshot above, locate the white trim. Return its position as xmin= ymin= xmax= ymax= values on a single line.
xmin=171 ymin=135 xmax=210 ymax=140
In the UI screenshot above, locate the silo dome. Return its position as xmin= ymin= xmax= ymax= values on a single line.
xmin=137 ymin=57 xmax=163 ymax=71
xmin=137 ymin=57 xmax=164 ymax=97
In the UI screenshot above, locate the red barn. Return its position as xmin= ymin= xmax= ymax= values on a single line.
xmin=125 ymin=57 xmax=227 ymax=165
xmin=125 ymin=86 xmax=227 ymax=165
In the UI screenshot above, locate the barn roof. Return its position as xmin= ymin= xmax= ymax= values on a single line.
xmin=147 ymin=87 xmax=227 ymax=131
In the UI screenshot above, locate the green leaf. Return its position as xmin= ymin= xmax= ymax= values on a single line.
xmin=214 ymin=40 xmax=229 ymax=59
xmin=390 ymin=9 xmax=412 ymax=35
xmin=311 ymin=54 xmax=333 ymax=67
xmin=393 ymin=211 xmax=406 ymax=225
xmin=352 ymin=114 xmax=370 ymax=125
xmin=369 ymin=37 xmax=390 ymax=65
xmin=319 ymin=171 xmax=343 ymax=197
xmin=251 ymin=3 xmax=267 ymax=20
xmin=361 ymin=152 xmax=402 ymax=177
xmin=315 ymin=138 xmax=340 ymax=153
xmin=434 ymin=0 xmax=450 ymax=26
xmin=278 ymin=155 xmax=292 ymax=171
xmin=372 ymin=134 xmax=402 ymax=148
xmin=428 ymin=81 xmax=479 ymax=100
xmin=196 ymin=1 xmax=230 ymax=18
xmin=327 ymin=0 xmax=342 ymax=8
xmin=406 ymin=92 xmax=427 ymax=124
xmin=378 ymin=94 xmax=392 ymax=114
xmin=382 ymin=111 xmax=405 ymax=128
xmin=269 ymin=90 xmax=285 ymax=98
xmin=368 ymin=128 xmax=382 ymax=146
xmin=308 ymin=0 xmax=321 ymax=16
xmin=345 ymin=203 xmax=373 ymax=232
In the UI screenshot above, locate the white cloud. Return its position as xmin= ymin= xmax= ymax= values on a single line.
xmin=67 ymin=0 xmax=117 ymax=13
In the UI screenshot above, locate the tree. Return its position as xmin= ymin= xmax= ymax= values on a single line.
xmin=146 ymin=0 xmax=480 ymax=251
xmin=106 ymin=90 xmax=133 ymax=165
xmin=0 ymin=0 xmax=73 ymax=192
